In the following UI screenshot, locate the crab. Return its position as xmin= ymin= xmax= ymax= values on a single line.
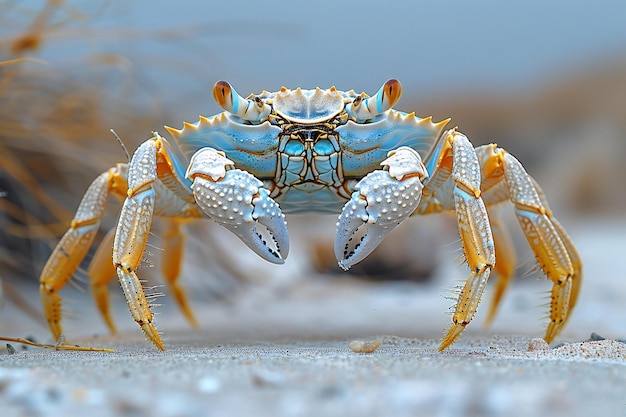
xmin=39 ymin=79 xmax=581 ymax=351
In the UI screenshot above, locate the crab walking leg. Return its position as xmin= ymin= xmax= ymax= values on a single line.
xmin=160 ymin=218 xmax=198 ymax=328
xmin=427 ymin=130 xmax=495 ymax=351
xmin=506 ymin=156 xmax=574 ymax=342
xmin=474 ymin=144 xmax=523 ymax=325
xmin=483 ymin=208 xmax=518 ymax=326
xmin=39 ymin=166 xmax=126 ymax=341
xmin=481 ymin=147 xmax=578 ymax=342
xmin=477 ymin=144 xmax=579 ymax=341
xmin=113 ymin=139 xmax=164 ymax=350
xmin=89 ymin=220 xmax=199 ymax=334
xmin=548 ymin=217 xmax=582 ymax=319
xmin=89 ymin=227 xmax=118 ymax=333
xmin=530 ymin=177 xmax=582 ymax=332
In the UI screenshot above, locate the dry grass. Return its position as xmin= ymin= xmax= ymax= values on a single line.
xmin=0 ymin=1 xmax=173 ymax=285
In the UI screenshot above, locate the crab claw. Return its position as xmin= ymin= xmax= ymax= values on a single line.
xmin=213 ymin=80 xmax=271 ymax=123
xmin=334 ymin=147 xmax=426 ymax=270
xmin=187 ymin=148 xmax=289 ymax=263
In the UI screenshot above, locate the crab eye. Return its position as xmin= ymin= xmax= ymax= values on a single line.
xmin=347 ymin=79 xmax=402 ymax=122
xmin=213 ymin=80 xmax=271 ymax=123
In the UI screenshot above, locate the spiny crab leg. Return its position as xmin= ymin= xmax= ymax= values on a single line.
xmin=90 ymin=222 xmax=200 ymax=336
xmin=483 ymin=208 xmax=517 ymax=326
xmin=113 ymin=139 xmax=163 ymax=350
xmin=477 ymin=144 xmax=581 ymax=342
xmin=88 ymin=227 xmax=118 ymax=333
xmin=335 ymin=146 xmax=427 ymax=270
xmin=422 ymin=130 xmax=496 ymax=351
xmin=160 ymin=218 xmax=199 ymax=328
xmin=39 ymin=165 xmax=127 ymax=342
xmin=89 ymin=200 xmax=200 ymax=336
xmin=501 ymin=154 xmax=578 ymax=342
xmin=186 ymin=147 xmax=289 ymax=264
xmin=530 ymin=176 xmax=582 ymax=319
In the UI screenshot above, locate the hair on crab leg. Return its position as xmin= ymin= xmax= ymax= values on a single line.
xmin=500 ymin=153 xmax=578 ymax=343
xmin=88 ymin=227 xmax=118 ymax=334
xmin=483 ymin=208 xmax=517 ymax=327
xmin=434 ymin=131 xmax=495 ymax=351
xmin=39 ymin=170 xmax=116 ymax=342
xmin=113 ymin=139 xmax=165 ymax=350
xmin=160 ymin=218 xmax=199 ymax=328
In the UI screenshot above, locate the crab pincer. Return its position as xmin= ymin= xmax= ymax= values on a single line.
xmin=334 ymin=147 xmax=427 ymax=270
xmin=187 ymin=148 xmax=289 ymax=263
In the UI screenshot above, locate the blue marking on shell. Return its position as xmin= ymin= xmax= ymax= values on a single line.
xmin=160 ymin=138 xmax=193 ymax=188
xmin=284 ymin=140 xmax=304 ymax=155
xmin=337 ymin=111 xmax=444 ymax=177
xmin=314 ymin=139 xmax=335 ymax=156
xmin=171 ymin=114 xmax=282 ymax=179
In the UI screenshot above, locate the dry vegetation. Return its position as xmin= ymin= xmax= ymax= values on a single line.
xmin=0 ymin=1 xmax=171 ymax=286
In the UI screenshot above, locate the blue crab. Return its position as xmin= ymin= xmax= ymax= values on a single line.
xmin=39 ymin=80 xmax=581 ymax=351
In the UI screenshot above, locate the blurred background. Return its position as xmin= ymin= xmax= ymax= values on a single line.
xmin=0 ymin=0 xmax=625 ymax=342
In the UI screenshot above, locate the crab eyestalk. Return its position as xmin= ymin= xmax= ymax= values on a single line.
xmin=347 ymin=79 xmax=403 ymax=122
xmin=213 ymin=80 xmax=271 ymax=123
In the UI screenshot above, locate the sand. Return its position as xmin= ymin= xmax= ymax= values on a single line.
xmin=1 ymin=219 xmax=625 ymax=416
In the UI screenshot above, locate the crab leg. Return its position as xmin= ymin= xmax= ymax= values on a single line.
xmin=112 ymin=138 xmax=166 ymax=349
xmin=483 ymin=208 xmax=517 ymax=326
xmin=91 ymin=217 xmax=199 ymax=335
xmin=445 ymin=132 xmax=496 ymax=350
xmin=160 ymin=218 xmax=198 ymax=328
xmin=39 ymin=166 xmax=127 ymax=341
xmin=531 ymin=178 xmax=582 ymax=334
xmin=420 ymin=130 xmax=496 ymax=350
xmin=88 ymin=227 xmax=118 ymax=333
xmin=477 ymin=144 xmax=580 ymax=342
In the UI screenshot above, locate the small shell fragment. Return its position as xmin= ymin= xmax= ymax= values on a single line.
xmin=527 ymin=338 xmax=550 ymax=352
xmin=349 ymin=339 xmax=382 ymax=353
